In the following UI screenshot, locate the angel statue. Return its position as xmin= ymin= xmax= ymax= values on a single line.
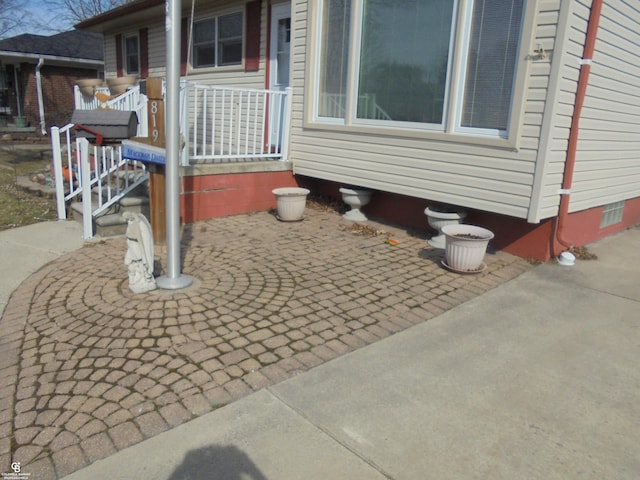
xmin=123 ymin=212 xmax=157 ymax=293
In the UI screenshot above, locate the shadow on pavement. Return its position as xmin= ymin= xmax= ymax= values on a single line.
xmin=167 ymin=444 xmax=267 ymax=480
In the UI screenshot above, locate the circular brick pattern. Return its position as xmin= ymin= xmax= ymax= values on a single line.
xmin=1 ymin=209 xmax=533 ymax=479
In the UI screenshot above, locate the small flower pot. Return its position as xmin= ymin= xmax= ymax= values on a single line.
xmin=424 ymin=205 xmax=467 ymax=249
xmin=442 ymin=224 xmax=494 ymax=273
xmin=339 ymin=187 xmax=372 ymax=222
xmin=273 ymin=187 xmax=310 ymax=221
xmin=13 ymin=116 xmax=28 ymax=128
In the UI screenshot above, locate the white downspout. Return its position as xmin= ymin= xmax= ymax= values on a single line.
xmin=36 ymin=57 xmax=47 ymax=135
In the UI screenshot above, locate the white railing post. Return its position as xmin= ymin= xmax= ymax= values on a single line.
xmin=79 ymin=138 xmax=93 ymax=239
xmin=50 ymin=126 xmax=68 ymax=220
xmin=281 ymin=87 xmax=293 ymax=162
xmin=73 ymin=85 xmax=82 ymax=110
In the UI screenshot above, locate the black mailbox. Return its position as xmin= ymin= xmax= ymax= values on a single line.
xmin=71 ymin=110 xmax=138 ymax=144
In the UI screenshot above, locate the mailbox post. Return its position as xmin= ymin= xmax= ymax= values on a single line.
xmin=145 ymin=78 xmax=167 ymax=245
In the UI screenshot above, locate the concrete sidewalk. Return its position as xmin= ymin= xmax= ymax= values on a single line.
xmin=0 ymin=221 xmax=84 ymax=316
xmin=62 ymin=226 xmax=640 ymax=480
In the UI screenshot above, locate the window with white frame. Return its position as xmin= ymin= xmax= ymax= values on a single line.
xmin=124 ymin=34 xmax=140 ymax=75
xmin=315 ymin=0 xmax=525 ymax=137
xmin=193 ymin=12 xmax=243 ymax=68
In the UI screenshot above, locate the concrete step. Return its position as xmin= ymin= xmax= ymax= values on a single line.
xmin=95 ymin=213 xmax=128 ymax=237
xmin=71 ymin=194 xmax=150 ymax=237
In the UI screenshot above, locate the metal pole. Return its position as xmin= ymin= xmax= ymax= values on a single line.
xmin=157 ymin=0 xmax=193 ymax=290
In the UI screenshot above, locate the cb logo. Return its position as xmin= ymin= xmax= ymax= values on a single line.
xmin=11 ymin=462 xmax=21 ymax=473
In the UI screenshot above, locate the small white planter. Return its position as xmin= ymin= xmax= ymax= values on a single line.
xmin=339 ymin=187 xmax=372 ymax=222
xmin=107 ymin=76 xmax=137 ymax=95
xmin=424 ymin=205 xmax=467 ymax=249
xmin=442 ymin=224 xmax=494 ymax=273
xmin=76 ymin=78 xmax=104 ymax=97
xmin=273 ymin=187 xmax=310 ymax=221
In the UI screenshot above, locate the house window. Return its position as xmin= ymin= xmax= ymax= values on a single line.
xmin=459 ymin=0 xmax=524 ymax=132
xmin=124 ymin=35 xmax=139 ymax=75
xmin=315 ymin=0 xmax=525 ymax=137
xmin=193 ymin=12 xmax=243 ymax=68
xmin=317 ymin=0 xmax=351 ymax=118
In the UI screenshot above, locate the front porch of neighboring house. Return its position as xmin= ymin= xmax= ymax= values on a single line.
xmin=54 ymin=80 xmax=297 ymax=239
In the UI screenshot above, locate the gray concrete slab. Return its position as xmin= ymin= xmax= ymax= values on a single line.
xmin=271 ymin=242 xmax=640 ymax=479
xmin=550 ymin=226 xmax=640 ymax=301
xmin=60 ymin=226 xmax=640 ymax=480
xmin=0 ymin=220 xmax=83 ymax=315
xmin=62 ymin=390 xmax=386 ymax=480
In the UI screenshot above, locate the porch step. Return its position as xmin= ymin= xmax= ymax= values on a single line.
xmin=71 ymin=194 xmax=150 ymax=237
xmin=95 ymin=214 xmax=129 ymax=237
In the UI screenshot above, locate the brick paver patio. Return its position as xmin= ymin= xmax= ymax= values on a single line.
xmin=0 ymin=207 xmax=533 ymax=478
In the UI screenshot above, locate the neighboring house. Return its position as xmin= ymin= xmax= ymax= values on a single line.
xmin=0 ymin=30 xmax=103 ymax=133
xmin=75 ymin=0 xmax=640 ymax=261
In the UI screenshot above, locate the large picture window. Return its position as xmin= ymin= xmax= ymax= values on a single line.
xmin=315 ymin=0 xmax=525 ymax=137
xmin=193 ymin=12 xmax=243 ymax=69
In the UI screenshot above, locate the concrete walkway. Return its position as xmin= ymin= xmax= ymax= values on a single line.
xmin=1 ymin=213 xmax=637 ymax=479
xmin=0 ymin=221 xmax=84 ymax=317
xmin=63 ymin=225 xmax=640 ymax=480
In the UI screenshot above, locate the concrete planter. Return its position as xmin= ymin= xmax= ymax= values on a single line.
xmin=273 ymin=187 xmax=310 ymax=221
xmin=76 ymin=78 xmax=105 ymax=97
xmin=339 ymin=187 xmax=372 ymax=222
xmin=107 ymin=76 xmax=137 ymax=95
xmin=424 ymin=205 xmax=467 ymax=249
xmin=442 ymin=224 xmax=494 ymax=273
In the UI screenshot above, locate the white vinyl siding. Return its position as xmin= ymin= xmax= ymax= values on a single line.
xmin=527 ymin=0 xmax=578 ymax=221
xmin=102 ymin=1 xmax=267 ymax=89
xmin=292 ymin=0 xmax=550 ymax=219
xmin=532 ymin=0 xmax=640 ymax=220
xmin=570 ymin=0 xmax=640 ymax=211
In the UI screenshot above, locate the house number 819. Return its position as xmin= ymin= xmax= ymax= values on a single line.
xmin=151 ymin=100 xmax=159 ymax=143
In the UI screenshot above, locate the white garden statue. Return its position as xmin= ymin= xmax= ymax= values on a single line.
xmin=123 ymin=212 xmax=157 ymax=293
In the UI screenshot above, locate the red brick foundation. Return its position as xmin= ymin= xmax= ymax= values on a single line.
xmin=180 ymin=169 xmax=297 ymax=223
xmin=296 ymin=176 xmax=640 ymax=261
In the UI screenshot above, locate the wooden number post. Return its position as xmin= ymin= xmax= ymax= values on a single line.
xmin=144 ymin=78 xmax=166 ymax=245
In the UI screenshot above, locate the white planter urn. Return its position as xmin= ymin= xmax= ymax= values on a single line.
xmin=339 ymin=187 xmax=372 ymax=222
xmin=424 ymin=205 xmax=467 ymax=249
xmin=273 ymin=187 xmax=310 ymax=221
xmin=442 ymin=224 xmax=494 ymax=273
xmin=76 ymin=78 xmax=105 ymax=97
xmin=107 ymin=76 xmax=137 ymax=95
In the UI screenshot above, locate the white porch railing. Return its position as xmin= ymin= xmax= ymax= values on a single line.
xmin=51 ymin=123 xmax=148 ymax=239
xmin=179 ymin=83 xmax=292 ymax=165
xmin=72 ymin=82 xmax=291 ymax=165
xmin=74 ymin=85 xmax=149 ymax=138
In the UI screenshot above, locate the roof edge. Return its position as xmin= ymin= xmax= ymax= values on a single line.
xmin=75 ymin=0 xmax=164 ymax=30
xmin=0 ymin=51 xmax=104 ymax=66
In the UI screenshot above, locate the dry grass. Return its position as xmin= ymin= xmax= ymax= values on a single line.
xmin=570 ymin=245 xmax=598 ymax=260
xmin=0 ymin=146 xmax=57 ymax=230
